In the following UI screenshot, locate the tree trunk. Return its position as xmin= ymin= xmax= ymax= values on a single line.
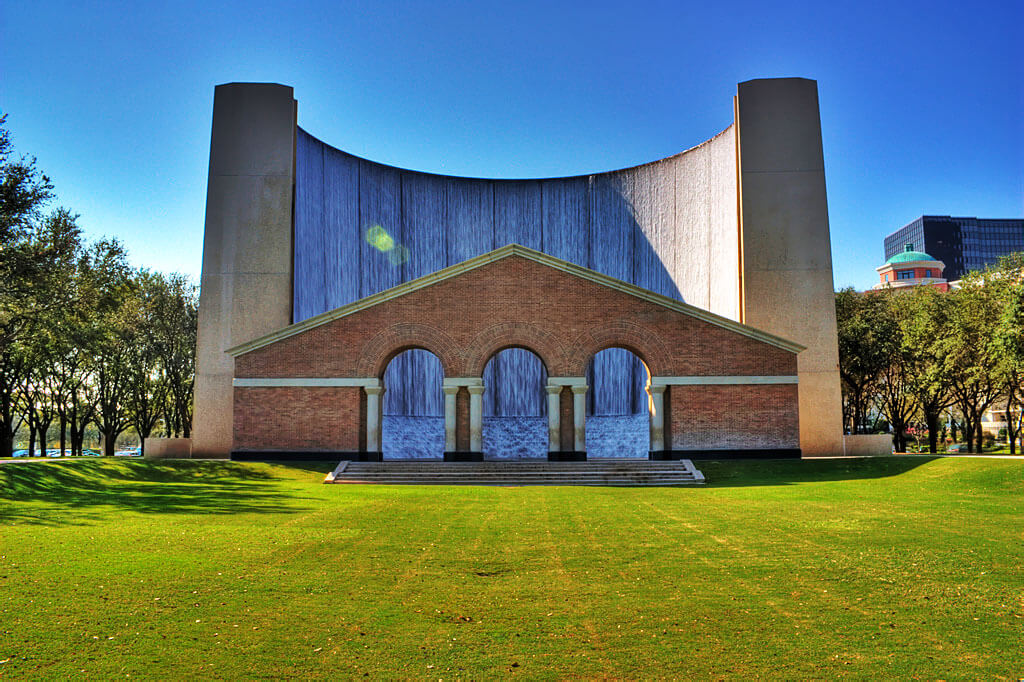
xmin=925 ymin=410 xmax=940 ymax=454
xmin=28 ymin=425 xmax=36 ymax=457
xmin=962 ymin=415 xmax=974 ymax=452
xmin=975 ymin=422 xmax=984 ymax=453
xmin=59 ymin=414 xmax=67 ymax=456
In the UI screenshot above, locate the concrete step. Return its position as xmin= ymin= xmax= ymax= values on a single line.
xmin=326 ymin=460 xmax=705 ymax=487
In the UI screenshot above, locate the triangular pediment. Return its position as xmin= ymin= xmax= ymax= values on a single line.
xmin=227 ymin=244 xmax=805 ymax=357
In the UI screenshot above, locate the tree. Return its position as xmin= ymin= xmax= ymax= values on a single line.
xmin=836 ymin=288 xmax=896 ymax=434
xmin=989 ymin=253 xmax=1024 ymax=454
xmin=899 ymin=286 xmax=953 ymax=453
xmin=147 ymin=272 xmax=197 ymax=438
xmin=943 ymin=278 xmax=1002 ymax=453
xmin=0 ymin=116 xmax=85 ymax=456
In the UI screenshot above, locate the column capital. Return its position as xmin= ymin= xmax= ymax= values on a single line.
xmin=467 ymin=385 xmax=486 ymax=395
xmin=570 ymin=384 xmax=589 ymax=395
xmin=364 ymin=385 xmax=385 ymax=396
xmin=648 ymin=384 xmax=667 ymax=395
xmin=441 ymin=385 xmax=461 ymax=396
xmin=545 ymin=384 xmax=564 ymax=395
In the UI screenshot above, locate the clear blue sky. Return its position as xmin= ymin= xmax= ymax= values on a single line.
xmin=2 ymin=0 xmax=1021 ymax=291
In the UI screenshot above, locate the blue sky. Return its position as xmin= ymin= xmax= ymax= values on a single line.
xmin=2 ymin=0 xmax=1021 ymax=290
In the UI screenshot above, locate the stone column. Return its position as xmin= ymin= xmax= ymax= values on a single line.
xmin=545 ymin=385 xmax=562 ymax=452
xmin=365 ymin=386 xmax=384 ymax=453
xmin=442 ymin=385 xmax=459 ymax=452
xmin=468 ymin=385 xmax=485 ymax=452
xmin=192 ymin=83 xmax=297 ymax=458
xmin=571 ymin=385 xmax=588 ymax=452
xmin=648 ymin=384 xmax=667 ymax=452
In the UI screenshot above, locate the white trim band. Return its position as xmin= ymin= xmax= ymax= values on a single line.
xmin=233 ymin=377 xmax=382 ymax=388
xmin=548 ymin=376 xmax=587 ymax=387
xmin=651 ymin=375 xmax=798 ymax=386
xmin=442 ymin=377 xmax=485 ymax=387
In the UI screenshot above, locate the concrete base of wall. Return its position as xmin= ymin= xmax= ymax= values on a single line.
xmin=444 ymin=451 xmax=484 ymax=461
xmin=548 ymin=451 xmax=587 ymax=461
xmin=143 ymin=438 xmax=192 ymax=459
xmin=842 ymin=434 xmax=893 ymax=456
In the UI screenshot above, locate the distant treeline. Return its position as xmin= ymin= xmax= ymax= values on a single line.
xmin=1 ymin=114 xmax=197 ymax=457
xmin=836 ymin=254 xmax=1024 ymax=453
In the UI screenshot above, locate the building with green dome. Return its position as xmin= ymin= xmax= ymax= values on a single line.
xmin=873 ymin=243 xmax=950 ymax=290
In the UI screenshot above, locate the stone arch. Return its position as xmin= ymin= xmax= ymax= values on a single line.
xmin=565 ymin=321 xmax=670 ymax=377
xmin=356 ymin=323 xmax=461 ymax=378
xmin=463 ymin=322 xmax=567 ymax=377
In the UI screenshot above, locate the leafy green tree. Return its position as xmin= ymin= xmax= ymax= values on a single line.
xmin=899 ymin=286 xmax=953 ymax=453
xmin=836 ymin=288 xmax=898 ymax=434
xmin=943 ymin=277 xmax=1003 ymax=453
xmin=989 ymin=253 xmax=1024 ymax=454
xmin=0 ymin=116 xmax=83 ymax=456
xmin=148 ymin=272 xmax=197 ymax=438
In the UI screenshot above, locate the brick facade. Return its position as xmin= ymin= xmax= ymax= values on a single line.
xmin=231 ymin=249 xmax=802 ymax=456
xmin=668 ymin=385 xmax=799 ymax=451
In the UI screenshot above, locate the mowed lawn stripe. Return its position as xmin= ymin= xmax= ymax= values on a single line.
xmin=0 ymin=457 xmax=1021 ymax=678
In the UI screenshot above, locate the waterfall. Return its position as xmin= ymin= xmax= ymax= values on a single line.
xmin=293 ymin=129 xmax=680 ymax=420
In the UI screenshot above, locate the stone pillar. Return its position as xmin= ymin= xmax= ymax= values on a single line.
xmin=736 ymin=78 xmax=843 ymax=456
xmin=468 ymin=385 xmax=485 ymax=453
xmin=192 ymin=83 xmax=297 ymax=458
xmin=648 ymin=384 xmax=667 ymax=452
xmin=442 ymin=385 xmax=459 ymax=452
xmin=545 ymin=385 xmax=562 ymax=452
xmin=571 ymin=385 xmax=588 ymax=452
xmin=365 ymin=386 xmax=384 ymax=453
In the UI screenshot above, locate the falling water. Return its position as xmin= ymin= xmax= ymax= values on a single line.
xmin=293 ymin=129 xmax=680 ymax=423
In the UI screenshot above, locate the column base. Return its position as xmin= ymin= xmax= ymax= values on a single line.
xmin=548 ymin=451 xmax=587 ymax=461
xmin=444 ymin=451 xmax=484 ymax=462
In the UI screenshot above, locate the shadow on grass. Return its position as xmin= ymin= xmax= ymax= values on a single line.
xmin=692 ymin=456 xmax=938 ymax=487
xmin=0 ymin=460 xmax=310 ymax=526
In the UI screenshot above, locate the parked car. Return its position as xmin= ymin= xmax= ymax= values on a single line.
xmin=11 ymin=449 xmax=30 ymax=458
xmin=82 ymin=449 xmax=102 ymax=457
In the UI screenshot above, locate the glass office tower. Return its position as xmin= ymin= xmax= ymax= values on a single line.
xmin=884 ymin=216 xmax=1024 ymax=281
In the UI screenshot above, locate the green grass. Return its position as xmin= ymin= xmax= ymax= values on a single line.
xmin=1 ymin=458 xmax=1021 ymax=679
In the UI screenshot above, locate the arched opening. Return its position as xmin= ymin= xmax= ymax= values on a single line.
xmin=586 ymin=347 xmax=651 ymax=458
xmin=482 ymin=347 xmax=548 ymax=459
xmin=382 ymin=348 xmax=444 ymax=459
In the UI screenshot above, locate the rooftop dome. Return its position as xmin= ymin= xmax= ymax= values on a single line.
xmin=886 ymin=243 xmax=940 ymax=264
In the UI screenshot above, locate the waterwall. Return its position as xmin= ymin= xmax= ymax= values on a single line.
xmin=293 ymin=127 xmax=738 ymax=416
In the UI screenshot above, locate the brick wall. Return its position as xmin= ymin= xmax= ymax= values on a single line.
xmin=668 ymin=384 xmax=799 ymax=451
xmin=235 ymin=256 xmax=797 ymax=380
xmin=233 ymin=386 xmax=362 ymax=452
xmin=233 ymin=255 xmax=800 ymax=453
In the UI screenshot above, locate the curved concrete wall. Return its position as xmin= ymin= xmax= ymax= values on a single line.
xmin=293 ymin=125 xmax=738 ymax=416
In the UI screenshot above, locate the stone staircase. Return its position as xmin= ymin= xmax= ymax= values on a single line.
xmin=325 ymin=459 xmax=705 ymax=486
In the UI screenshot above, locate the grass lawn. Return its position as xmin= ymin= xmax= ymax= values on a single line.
xmin=1 ymin=457 xmax=1021 ymax=679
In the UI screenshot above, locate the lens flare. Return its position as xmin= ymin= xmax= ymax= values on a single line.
xmin=388 ymin=244 xmax=410 ymax=265
xmin=365 ymin=225 xmax=394 ymax=252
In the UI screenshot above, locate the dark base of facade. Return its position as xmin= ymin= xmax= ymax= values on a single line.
xmin=649 ymin=449 xmax=802 ymax=460
xmin=230 ymin=450 xmax=381 ymax=462
xmin=444 ymin=451 xmax=484 ymax=462
xmin=548 ymin=451 xmax=587 ymax=461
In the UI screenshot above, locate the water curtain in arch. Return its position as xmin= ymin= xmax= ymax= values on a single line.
xmin=292 ymin=129 xmax=718 ymax=416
